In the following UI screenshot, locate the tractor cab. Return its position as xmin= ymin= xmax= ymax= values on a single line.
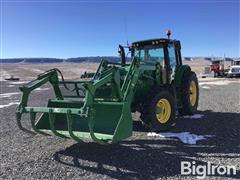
xmin=130 ymin=37 xmax=182 ymax=84
xmin=131 ymin=38 xmax=182 ymax=64
xmin=118 ymin=32 xmax=183 ymax=84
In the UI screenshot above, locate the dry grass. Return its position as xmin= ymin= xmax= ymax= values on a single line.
xmin=1 ymin=60 xmax=231 ymax=81
xmin=183 ymin=60 xmax=210 ymax=75
xmin=1 ymin=62 xmax=98 ymax=80
xmin=183 ymin=60 xmax=232 ymax=75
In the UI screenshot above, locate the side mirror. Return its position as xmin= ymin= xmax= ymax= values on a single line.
xmin=118 ymin=45 xmax=126 ymax=65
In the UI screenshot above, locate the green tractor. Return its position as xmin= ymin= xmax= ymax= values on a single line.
xmin=16 ymin=31 xmax=199 ymax=144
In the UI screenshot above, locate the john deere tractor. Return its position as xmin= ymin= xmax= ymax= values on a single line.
xmin=16 ymin=31 xmax=199 ymax=144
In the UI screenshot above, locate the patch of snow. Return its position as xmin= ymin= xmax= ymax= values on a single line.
xmin=0 ymin=92 xmax=20 ymax=98
xmin=183 ymin=114 xmax=204 ymax=119
xmin=32 ymin=69 xmax=44 ymax=73
xmin=0 ymin=102 xmax=20 ymax=108
xmin=199 ymin=81 xmax=231 ymax=86
xmin=0 ymin=70 xmax=10 ymax=81
xmin=199 ymin=73 xmax=214 ymax=78
xmin=0 ymin=88 xmax=49 ymax=99
xmin=35 ymin=88 xmax=50 ymax=91
xmin=147 ymin=132 xmax=214 ymax=145
xmin=8 ymin=81 xmax=28 ymax=85
xmin=148 ymin=132 xmax=165 ymax=138
xmin=201 ymin=86 xmax=210 ymax=89
xmin=7 ymin=85 xmax=15 ymax=87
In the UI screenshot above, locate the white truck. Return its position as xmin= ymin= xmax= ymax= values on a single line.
xmin=227 ymin=59 xmax=240 ymax=78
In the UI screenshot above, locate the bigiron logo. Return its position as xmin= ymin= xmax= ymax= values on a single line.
xmin=181 ymin=161 xmax=236 ymax=179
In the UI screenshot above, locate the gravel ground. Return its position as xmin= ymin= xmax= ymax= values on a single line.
xmin=0 ymin=78 xmax=239 ymax=179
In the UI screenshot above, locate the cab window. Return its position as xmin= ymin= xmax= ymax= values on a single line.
xmin=168 ymin=44 xmax=177 ymax=69
xmin=134 ymin=46 xmax=164 ymax=62
xmin=147 ymin=47 xmax=164 ymax=62
xmin=134 ymin=49 xmax=144 ymax=61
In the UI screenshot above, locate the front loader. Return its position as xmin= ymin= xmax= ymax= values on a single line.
xmin=16 ymin=31 xmax=199 ymax=144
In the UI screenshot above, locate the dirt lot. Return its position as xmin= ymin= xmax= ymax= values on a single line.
xmin=0 ymin=63 xmax=239 ymax=179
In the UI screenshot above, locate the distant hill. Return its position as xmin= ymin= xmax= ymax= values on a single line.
xmin=65 ymin=56 xmax=121 ymax=63
xmin=0 ymin=57 xmax=121 ymax=63
xmin=0 ymin=56 xmax=235 ymax=63
xmin=0 ymin=58 xmax=63 ymax=63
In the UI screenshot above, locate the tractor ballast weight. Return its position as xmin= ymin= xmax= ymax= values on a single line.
xmin=16 ymin=36 xmax=199 ymax=144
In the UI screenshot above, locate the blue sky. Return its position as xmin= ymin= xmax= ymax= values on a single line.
xmin=1 ymin=0 xmax=239 ymax=58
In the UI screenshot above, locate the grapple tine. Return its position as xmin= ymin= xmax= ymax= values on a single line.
xmin=66 ymin=110 xmax=83 ymax=142
xmin=16 ymin=112 xmax=36 ymax=135
xmin=88 ymin=108 xmax=108 ymax=145
xmin=48 ymin=109 xmax=67 ymax=138
xmin=29 ymin=108 xmax=50 ymax=136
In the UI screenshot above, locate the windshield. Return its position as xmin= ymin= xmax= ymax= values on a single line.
xmin=134 ymin=45 xmax=164 ymax=62
xmin=233 ymin=61 xmax=240 ymax=65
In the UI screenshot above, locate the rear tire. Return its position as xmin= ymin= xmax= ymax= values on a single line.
xmin=140 ymin=87 xmax=176 ymax=132
xmin=178 ymin=71 xmax=199 ymax=115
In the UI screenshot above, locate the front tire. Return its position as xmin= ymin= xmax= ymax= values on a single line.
xmin=141 ymin=87 xmax=176 ymax=132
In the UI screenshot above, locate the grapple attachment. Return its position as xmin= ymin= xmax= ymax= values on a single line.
xmin=16 ymin=59 xmax=139 ymax=144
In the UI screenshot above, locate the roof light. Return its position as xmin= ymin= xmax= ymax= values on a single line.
xmin=166 ymin=29 xmax=172 ymax=39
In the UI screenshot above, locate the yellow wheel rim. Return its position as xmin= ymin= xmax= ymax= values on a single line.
xmin=156 ymin=98 xmax=171 ymax=124
xmin=189 ymin=80 xmax=197 ymax=106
